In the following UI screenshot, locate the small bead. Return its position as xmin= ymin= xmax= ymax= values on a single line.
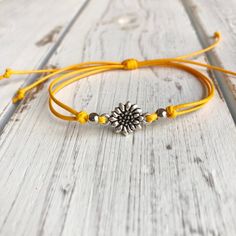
xmin=156 ymin=108 xmax=167 ymax=118
xmin=89 ymin=113 xmax=99 ymax=123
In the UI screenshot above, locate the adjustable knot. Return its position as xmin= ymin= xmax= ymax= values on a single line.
xmin=76 ymin=111 xmax=89 ymax=124
xmin=166 ymin=105 xmax=177 ymax=118
xmin=122 ymin=58 xmax=139 ymax=70
xmin=98 ymin=115 xmax=107 ymax=124
xmin=214 ymin=31 xmax=221 ymax=39
xmin=145 ymin=113 xmax=158 ymax=123
xmin=1 ymin=68 xmax=13 ymax=79
xmin=12 ymin=89 xmax=26 ymax=103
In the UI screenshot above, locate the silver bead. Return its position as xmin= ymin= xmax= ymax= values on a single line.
xmin=156 ymin=108 xmax=167 ymax=118
xmin=89 ymin=112 xmax=99 ymax=123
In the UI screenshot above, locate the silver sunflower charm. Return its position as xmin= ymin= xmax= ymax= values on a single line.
xmin=109 ymin=101 xmax=144 ymax=136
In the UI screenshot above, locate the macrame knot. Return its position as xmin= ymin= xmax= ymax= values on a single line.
xmin=145 ymin=113 xmax=158 ymax=123
xmin=76 ymin=111 xmax=89 ymax=124
xmin=12 ymin=89 xmax=26 ymax=103
xmin=166 ymin=105 xmax=177 ymax=118
xmin=1 ymin=68 xmax=13 ymax=79
xmin=214 ymin=31 xmax=221 ymax=39
xmin=98 ymin=115 xmax=107 ymax=124
xmin=122 ymin=59 xmax=139 ymax=70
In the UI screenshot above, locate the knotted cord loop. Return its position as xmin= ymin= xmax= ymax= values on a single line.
xmin=146 ymin=113 xmax=158 ymax=123
xmin=2 ymin=31 xmax=236 ymax=123
xmin=122 ymin=59 xmax=139 ymax=70
xmin=0 ymin=68 xmax=13 ymax=79
xmin=75 ymin=111 xmax=89 ymax=124
xmin=166 ymin=106 xmax=177 ymax=118
xmin=98 ymin=115 xmax=108 ymax=124
xmin=12 ymin=89 xmax=26 ymax=103
xmin=214 ymin=31 xmax=221 ymax=38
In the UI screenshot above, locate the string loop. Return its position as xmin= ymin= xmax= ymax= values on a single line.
xmin=12 ymin=89 xmax=26 ymax=103
xmin=122 ymin=59 xmax=139 ymax=70
xmin=76 ymin=111 xmax=89 ymax=124
xmin=0 ymin=68 xmax=13 ymax=79
xmin=146 ymin=113 xmax=158 ymax=123
xmin=166 ymin=106 xmax=178 ymax=118
xmin=1 ymin=32 xmax=235 ymax=123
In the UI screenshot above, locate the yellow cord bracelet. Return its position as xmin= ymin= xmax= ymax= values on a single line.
xmin=1 ymin=32 xmax=236 ymax=135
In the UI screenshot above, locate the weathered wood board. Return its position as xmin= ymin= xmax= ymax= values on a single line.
xmin=0 ymin=0 xmax=87 ymax=125
xmin=182 ymin=0 xmax=236 ymax=120
xmin=0 ymin=0 xmax=235 ymax=236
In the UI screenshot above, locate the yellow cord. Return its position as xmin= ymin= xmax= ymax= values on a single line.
xmin=0 ymin=32 xmax=235 ymax=123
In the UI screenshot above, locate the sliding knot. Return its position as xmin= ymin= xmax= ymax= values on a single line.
xmin=98 ymin=115 xmax=107 ymax=124
xmin=145 ymin=113 xmax=158 ymax=123
xmin=166 ymin=105 xmax=177 ymax=118
xmin=214 ymin=31 xmax=221 ymax=38
xmin=12 ymin=89 xmax=26 ymax=103
xmin=76 ymin=111 xmax=89 ymax=124
xmin=122 ymin=59 xmax=139 ymax=70
xmin=1 ymin=68 xmax=13 ymax=79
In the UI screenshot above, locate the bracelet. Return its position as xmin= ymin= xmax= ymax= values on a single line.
xmin=1 ymin=32 xmax=236 ymax=136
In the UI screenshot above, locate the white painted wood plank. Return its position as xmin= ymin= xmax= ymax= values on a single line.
xmin=0 ymin=0 xmax=87 ymax=117
xmin=182 ymin=0 xmax=236 ymax=120
xmin=0 ymin=0 xmax=236 ymax=236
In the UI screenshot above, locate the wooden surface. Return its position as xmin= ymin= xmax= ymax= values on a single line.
xmin=0 ymin=0 xmax=87 ymax=129
xmin=0 ymin=0 xmax=236 ymax=236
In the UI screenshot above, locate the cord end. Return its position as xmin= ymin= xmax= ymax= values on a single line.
xmin=12 ymin=89 xmax=26 ymax=103
xmin=214 ymin=31 xmax=221 ymax=39
xmin=0 ymin=68 xmax=13 ymax=80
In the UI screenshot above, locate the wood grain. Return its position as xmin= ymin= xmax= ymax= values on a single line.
xmin=0 ymin=0 xmax=236 ymax=236
xmin=182 ymin=0 xmax=236 ymax=120
xmin=0 ymin=0 xmax=87 ymax=123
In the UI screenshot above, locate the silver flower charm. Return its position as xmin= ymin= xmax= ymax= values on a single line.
xmin=109 ymin=101 xmax=144 ymax=135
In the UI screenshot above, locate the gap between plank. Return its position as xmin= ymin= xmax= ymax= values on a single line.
xmin=0 ymin=0 xmax=92 ymax=133
xmin=181 ymin=0 xmax=236 ymax=123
